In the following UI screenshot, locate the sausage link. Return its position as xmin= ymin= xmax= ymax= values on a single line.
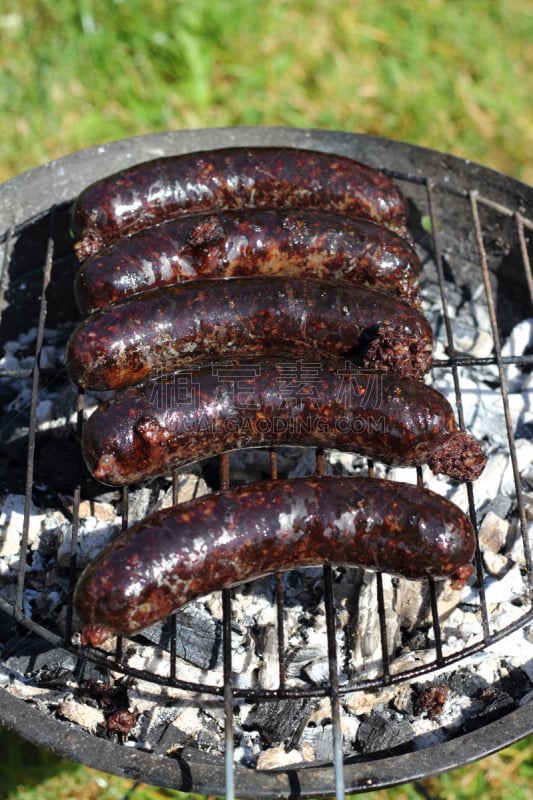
xmin=74 ymin=476 xmax=476 ymax=646
xmin=74 ymin=209 xmax=420 ymax=313
xmin=82 ymin=358 xmax=486 ymax=486
xmin=65 ymin=277 xmax=434 ymax=391
xmin=71 ymin=147 xmax=410 ymax=260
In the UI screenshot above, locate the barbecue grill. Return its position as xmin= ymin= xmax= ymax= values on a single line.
xmin=0 ymin=127 xmax=532 ymax=800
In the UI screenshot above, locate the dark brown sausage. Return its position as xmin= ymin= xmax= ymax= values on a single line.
xmin=74 ymin=209 xmax=420 ymax=313
xmin=65 ymin=277 xmax=434 ymax=391
xmin=74 ymin=476 xmax=476 ymax=646
xmin=71 ymin=147 xmax=410 ymax=260
xmin=82 ymin=358 xmax=486 ymax=486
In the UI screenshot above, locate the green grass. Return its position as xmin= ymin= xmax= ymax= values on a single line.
xmin=1 ymin=1 xmax=532 ymax=797
xmin=0 ymin=0 xmax=531 ymax=183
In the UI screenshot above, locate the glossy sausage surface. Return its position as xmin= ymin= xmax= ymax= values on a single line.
xmin=82 ymin=358 xmax=486 ymax=485
xmin=71 ymin=147 xmax=410 ymax=259
xmin=75 ymin=476 xmax=476 ymax=646
xmin=66 ymin=277 xmax=434 ymax=391
xmin=74 ymin=208 xmax=420 ymax=313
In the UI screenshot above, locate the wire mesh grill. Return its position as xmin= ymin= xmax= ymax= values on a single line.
xmin=1 ymin=138 xmax=532 ymax=798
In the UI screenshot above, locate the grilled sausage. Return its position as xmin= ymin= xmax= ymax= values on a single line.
xmin=74 ymin=476 xmax=476 ymax=646
xmin=71 ymin=147 xmax=410 ymax=260
xmin=65 ymin=277 xmax=433 ymax=391
xmin=73 ymin=209 xmax=420 ymax=313
xmin=82 ymin=358 xmax=486 ymax=486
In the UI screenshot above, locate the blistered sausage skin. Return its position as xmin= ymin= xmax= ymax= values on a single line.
xmin=65 ymin=277 xmax=433 ymax=391
xmin=82 ymin=358 xmax=486 ymax=486
xmin=74 ymin=476 xmax=476 ymax=646
xmin=71 ymin=147 xmax=410 ymax=260
xmin=74 ymin=209 xmax=420 ymax=314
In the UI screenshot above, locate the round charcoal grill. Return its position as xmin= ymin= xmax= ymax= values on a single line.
xmin=0 ymin=128 xmax=532 ymax=799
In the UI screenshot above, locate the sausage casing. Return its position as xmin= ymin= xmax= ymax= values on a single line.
xmin=71 ymin=147 xmax=410 ymax=259
xmin=74 ymin=476 xmax=476 ymax=646
xmin=74 ymin=208 xmax=420 ymax=313
xmin=65 ymin=277 xmax=434 ymax=391
xmin=82 ymin=358 xmax=486 ymax=485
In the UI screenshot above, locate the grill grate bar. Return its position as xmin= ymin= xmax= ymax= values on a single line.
xmin=470 ymin=192 xmax=533 ymax=595
xmin=425 ymin=181 xmax=465 ymax=427
xmin=219 ymin=453 xmax=236 ymax=800
xmin=425 ymin=179 xmax=491 ymax=643
xmin=323 ymin=564 xmax=346 ymax=800
xmin=376 ymin=572 xmax=391 ymax=682
xmin=15 ymin=231 xmax=54 ymax=614
xmin=64 ymin=390 xmax=86 ymax=645
xmin=516 ymin=213 xmax=533 ymax=306
xmin=428 ymin=580 xmax=444 ymax=666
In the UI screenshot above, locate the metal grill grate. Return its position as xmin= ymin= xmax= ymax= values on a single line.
xmin=1 ymin=130 xmax=533 ymax=799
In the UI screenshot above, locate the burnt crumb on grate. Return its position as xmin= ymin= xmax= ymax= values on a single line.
xmin=414 ymin=685 xmax=450 ymax=719
xmin=74 ymin=678 xmax=137 ymax=738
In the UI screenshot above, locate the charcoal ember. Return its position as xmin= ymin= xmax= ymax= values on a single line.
xmin=447 ymin=669 xmax=489 ymax=697
xmin=356 ymin=710 xmax=414 ymax=755
xmin=496 ymin=662 xmax=532 ymax=700
xmin=136 ymin=705 xmax=181 ymax=753
xmin=479 ymin=492 xmax=515 ymax=522
xmin=3 ymin=637 xmax=77 ymax=680
xmin=243 ymin=697 xmax=316 ymax=747
xmin=33 ymin=430 xmax=103 ymax=498
xmin=138 ymin=604 xmax=222 ymax=671
xmin=459 ymin=687 xmax=516 ymax=733
xmin=0 ymin=608 xmax=19 ymax=641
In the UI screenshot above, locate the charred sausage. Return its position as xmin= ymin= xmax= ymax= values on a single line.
xmin=73 ymin=209 xmax=420 ymax=313
xmin=82 ymin=358 xmax=486 ymax=486
xmin=71 ymin=147 xmax=410 ymax=260
xmin=65 ymin=277 xmax=434 ymax=391
xmin=74 ymin=476 xmax=476 ymax=646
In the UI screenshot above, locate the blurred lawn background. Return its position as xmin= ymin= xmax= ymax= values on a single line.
xmin=0 ymin=1 xmax=532 ymax=799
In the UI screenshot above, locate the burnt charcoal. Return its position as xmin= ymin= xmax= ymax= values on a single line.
xmin=139 ymin=706 xmax=181 ymax=753
xmin=300 ymin=722 xmax=335 ymax=761
xmin=3 ymin=636 xmax=78 ymax=679
xmin=497 ymin=662 xmax=532 ymax=700
xmin=75 ymin=658 xmax=113 ymax=685
xmin=447 ymin=668 xmax=491 ymax=697
xmin=479 ymin=493 xmax=515 ymax=521
xmin=138 ymin=605 xmax=222 ymax=670
xmin=30 ymin=662 xmax=77 ymax=689
xmin=33 ymin=430 xmax=107 ymax=499
xmin=356 ymin=710 xmax=414 ymax=755
xmin=460 ymin=687 xmax=516 ymax=733
xmin=243 ymin=697 xmax=316 ymax=747
xmin=0 ymin=609 xmax=19 ymax=642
